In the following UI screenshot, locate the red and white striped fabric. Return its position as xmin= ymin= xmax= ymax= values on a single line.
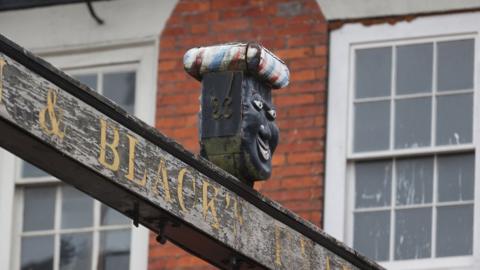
xmin=183 ymin=43 xmax=290 ymax=89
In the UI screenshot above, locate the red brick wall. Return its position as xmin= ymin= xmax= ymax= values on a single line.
xmin=150 ymin=0 xmax=328 ymax=268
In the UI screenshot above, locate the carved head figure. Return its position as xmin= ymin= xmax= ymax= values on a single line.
xmin=183 ymin=43 xmax=289 ymax=186
xmin=240 ymin=76 xmax=279 ymax=180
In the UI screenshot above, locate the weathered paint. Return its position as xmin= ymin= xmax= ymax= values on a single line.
xmin=200 ymin=71 xmax=279 ymax=185
xmin=0 ymin=35 xmax=383 ymax=270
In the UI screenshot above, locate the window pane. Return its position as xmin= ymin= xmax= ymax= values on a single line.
xmin=21 ymin=235 xmax=54 ymax=270
xmin=394 ymin=208 xmax=432 ymax=260
xmin=436 ymin=93 xmax=473 ymax=146
xmin=74 ymin=74 xmax=97 ymax=91
xmin=21 ymin=161 xmax=49 ymax=178
xmin=438 ymin=153 xmax=474 ymax=202
xmin=101 ymin=204 xmax=130 ymax=226
xmin=103 ymin=71 xmax=136 ymax=114
xmin=355 ymin=160 xmax=392 ymax=208
xmin=396 ymin=43 xmax=433 ymax=95
xmin=23 ymin=186 xmax=55 ymax=231
xmin=98 ymin=230 xmax=131 ymax=270
xmin=355 ymin=47 xmax=392 ymax=99
xmin=396 ymin=157 xmax=433 ymax=205
xmin=61 ymin=185 xmax=94 ymax=229
xmin=437 ymin=39 xmax=474 ymax=91
xmin=354 ymin=101 xmax=390 ymax=152
xmin=60 ymin=232 xmax=93 ymax=270
xmin=394 ymin=97 xmax=431 ymax=149
xmin=436 ymin=205 xmax=473 ymax=257
xmin=353 ymin=211 xmax=390 ymax=261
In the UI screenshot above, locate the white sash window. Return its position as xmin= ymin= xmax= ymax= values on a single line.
xmin=326 ymin=12 xmax=480 ymax=270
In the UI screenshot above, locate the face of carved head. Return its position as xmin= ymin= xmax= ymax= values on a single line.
xmin=241 ymin=83 xmax=279 ymax=181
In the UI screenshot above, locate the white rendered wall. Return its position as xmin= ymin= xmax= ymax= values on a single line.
xmin=317 ymin=0 xmax=480 ymax=21
xmin=0 ymin=0 xmax=177 ymax=53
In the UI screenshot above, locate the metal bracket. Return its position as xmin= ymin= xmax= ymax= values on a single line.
xmin=229 ymin=256 xmax=242 ymax=270
xmin=86 ymin=0 xmax=105 ymax=25
xmin=128 ymin=201 xmax=140 ymax=227
xmin=156 ymin=218 xmax=180 ymax=245
xmin=156 ymin=220 xmax=168 ymax=245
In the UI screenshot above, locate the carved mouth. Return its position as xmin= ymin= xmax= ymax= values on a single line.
xmin=257 ymin=136 xmax=271 ymax=161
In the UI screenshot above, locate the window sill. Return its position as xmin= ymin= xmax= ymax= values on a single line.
xmin=347 ymin=144 xmax=475 ymax=161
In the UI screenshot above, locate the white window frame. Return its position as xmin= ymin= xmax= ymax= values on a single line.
xmin=12 ymin=181 xmax=135 ymax=270
xmin=0 ymin=41 xmax=158 ymax=270
xmin=325 ymin=12 xmax=480 ymax=270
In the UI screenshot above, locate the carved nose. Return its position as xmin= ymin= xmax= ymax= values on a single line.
xmin=259 ymin=124 xmax=271 ymax=140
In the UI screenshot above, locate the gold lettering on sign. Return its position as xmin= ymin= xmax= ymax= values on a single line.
xmin=39 ymin=89 xmax=66 ymax=139
xmin=300 ymin=238 xmax=306 ymax=257
xmin=177 ymin=168 xmax=196 ymax=212
xmin=0 ymin=57 xmax=5 ymax=103
xmin=225 ymin=194 xmax=244 ymax=235
xmin=233 ymin=199 xmax=243 ymax=226
xmin=225 ymin=193 xmax=230 ymax=208
xmin=125 ymin=134 xmax=147 ymax=186
xmin=274 ymin=226 xmax=283 ymax=267
xmin=274 ymin=226 xmax=293 ymax=267
xmin=98 ymin=118 xmax=120 ymax=171
xmin=325 ymin=255 xmax=351 ymax=270
xmin=225 ymin=194 xmax=233 ymax=233
xmin=299 ymin=237 xmax=312 ymax=270
xmin=225 ymin=194 xmax=244 ymax=225
xmin=153 ymin=159 xmax=172 ymax=202
xmin=202 ymin=181 xmax=220 ymax=229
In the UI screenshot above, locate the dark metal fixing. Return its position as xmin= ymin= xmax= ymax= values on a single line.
xmin=86 ymin=0 xmax=104 ymax=25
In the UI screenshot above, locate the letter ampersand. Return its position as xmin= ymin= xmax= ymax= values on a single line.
xmin=39 ymin=89 xmax=66 ymax=140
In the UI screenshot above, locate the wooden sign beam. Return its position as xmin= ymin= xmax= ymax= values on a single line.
xmin=0 ymin=35 xmax=383 ymax=270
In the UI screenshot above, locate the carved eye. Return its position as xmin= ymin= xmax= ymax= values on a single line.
xmin=252 ymin=99 xmax=263 ymax=111
xmin=266 ymin=109 xmax=276 ymax=120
